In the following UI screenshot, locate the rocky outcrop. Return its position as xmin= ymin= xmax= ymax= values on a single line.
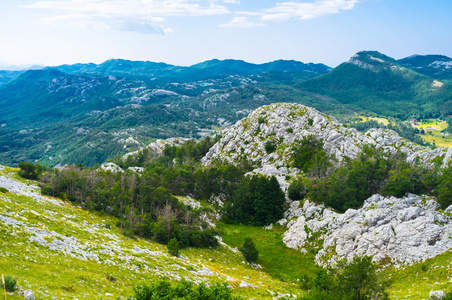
xmin=201 ymin=103 xmax=450 ymax=171
xmin=283 ymin=194 xmax=452 ymax=266
xmin=122 ymin=137 xmax=192 ymax=160
xmin=200 ymin=103 xmax=451 ymax=200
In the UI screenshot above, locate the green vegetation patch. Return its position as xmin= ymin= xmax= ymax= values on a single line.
xmin=218 ymin=223 xmax=320 ymax=284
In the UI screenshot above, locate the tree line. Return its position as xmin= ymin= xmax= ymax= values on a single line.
xmin=289 ymin=136 xmax=452 ymax=212
xmin=20 ymin=136 xmax=286 ymax=250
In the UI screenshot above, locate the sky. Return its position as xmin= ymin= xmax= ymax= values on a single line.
xmin=0 ymin=0 xmax=451 ymax=68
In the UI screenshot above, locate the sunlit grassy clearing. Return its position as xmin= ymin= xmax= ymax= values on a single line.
xmin=357 ymin=116 xmax=391 ymax=126
xmin=218 ymin=223 xmax=320 ymax=285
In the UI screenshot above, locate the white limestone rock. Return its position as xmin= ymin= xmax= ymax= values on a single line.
xmin=430 ymin=290 xmax=446 ymax=300
xmin=99 ymin=162 xmax=124 ymax=173
xmin=24 ymin=289 xmax=36 ymax=300
xmin=283 ymin=194 xmax=452 ymax=267
xmin=122 ymin=137 xmax=192 ymax=160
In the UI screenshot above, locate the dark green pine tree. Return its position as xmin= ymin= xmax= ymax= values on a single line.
xmin=239 ymin=238 xmax=258 ymax=263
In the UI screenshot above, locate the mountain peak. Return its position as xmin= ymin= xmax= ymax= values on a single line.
xmin=348 ymin=51 xmax=397 ymax=71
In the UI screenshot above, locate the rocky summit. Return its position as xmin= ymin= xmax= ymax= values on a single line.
xmin=202 ymin=102 xmax=451 ymax=180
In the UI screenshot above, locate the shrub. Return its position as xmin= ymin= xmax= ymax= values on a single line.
xmin=18 ymin=161 xmax=45 ymax=180
xmin=106 ymin=273 xmax=116 ymax=282
xmin=288 ymin=179 xmax=306 ymax=200
xmin=167 ymin=238 xmax=180 ymax=257
xmin=239 ymin=238 xmax=259 ymax=263
xmin=298 ymin=256 xmax=390 ymax=300
xmin=258 ymin=116 xmax=266 ymax=124
xmin=0 ymin=187 xmax=8 ymax=193
xmin=1 ymin=275 xmax=18 ymax=292
xmin=264 ymin=140 xmax=276 ymax=154
xmin=292 ymin=135 xmax=330 ymax=175
xmin=442 ymin=291 xmax=452 ymax=300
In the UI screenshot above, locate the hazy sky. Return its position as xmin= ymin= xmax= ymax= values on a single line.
xmin=1 ymin=0 xmax=451 ymax=67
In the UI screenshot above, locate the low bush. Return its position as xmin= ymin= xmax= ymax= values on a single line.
xmin=167 ymin=238 xmax=180 ymax=257
xmin=1 ymin=275 xmax=18 ymax=292
xmin=133 ymin=278 xmax=243 ymax=300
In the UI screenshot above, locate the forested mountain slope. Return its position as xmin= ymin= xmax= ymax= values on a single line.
xmin=398 ymin=54 xmax=452 ymax=80
xmin=298 ymin=51 xmax=452 ymax=118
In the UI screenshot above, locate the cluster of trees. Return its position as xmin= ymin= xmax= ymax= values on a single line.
xmin=298 ymin=256 xmax=390 ymax=300
xmin=224 ymin=175 xmax=285 ymax=226
xmin=132 ymin=279 xmax=243 ymax=300
xmin=17 ymin=161 xmax=46 ymax=180
xmin=24 ymin=137 xmax=286 ymax=249
xmin=39 ymin=164 xmax=218 ymax=248
xmin=289 ymin=137 xmax=452 ymax=212
xmin=446 ymin=117 xmax=452 ymax=134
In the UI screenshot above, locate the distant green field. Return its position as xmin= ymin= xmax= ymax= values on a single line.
xmin=414 ymin=119 xmax=452 ymax=147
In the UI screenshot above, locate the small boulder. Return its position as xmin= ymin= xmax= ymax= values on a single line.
xmin=24 ymin=289 xmax=36 ymax=300
xmin=430 ymin=290 xmax=446 ymax=300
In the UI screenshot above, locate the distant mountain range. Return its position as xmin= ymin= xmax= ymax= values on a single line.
xmin=50 ymin=58 xmax=331 ymax=82
xmin=0 ymin=52 xmax=451 ymax=167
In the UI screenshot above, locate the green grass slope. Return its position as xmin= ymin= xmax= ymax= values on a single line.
xmin=0 ymin=166 xmax=307 ymax=299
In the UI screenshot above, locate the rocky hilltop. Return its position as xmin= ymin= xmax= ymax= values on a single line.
xmin=202 ymin=102 xmax=452 ymax=171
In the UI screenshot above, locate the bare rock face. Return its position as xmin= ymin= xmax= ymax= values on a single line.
xmin=99 ymin=162 xmax=124 ymax=173
xmin=283 ymin=194 xmax=452 ymax=266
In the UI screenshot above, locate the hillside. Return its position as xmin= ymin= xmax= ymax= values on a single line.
xmin=202 ymin=102 xmax=451 ymax=170
xmin=0 ymin=165 xmax=310 ymax=299
xmin=298 ymin=51 xmax=452 ymax=119
xmin=2 ymin=51 xmax=452 ymax=168
xmin=399 ymin=54 xmax=452 ymax=80
xmin=0 ymin=79 xmax=356 ymax=167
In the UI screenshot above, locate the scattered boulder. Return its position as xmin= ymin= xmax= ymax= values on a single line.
xmin=430 ymin=290 xmax=446 ymax=300
xmin=24 ymin=289 xmax=36 ymax=300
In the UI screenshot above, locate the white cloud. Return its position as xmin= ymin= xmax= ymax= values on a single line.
xmin=261 ymin=0 xmax=360 ymax=22
xmin=223 ymin=0 xmax=240 ymax=3
xmin=26 ymin=0 xmax=230 ymax=34
xmin=219 ymin=16 xmax=265 ymax=28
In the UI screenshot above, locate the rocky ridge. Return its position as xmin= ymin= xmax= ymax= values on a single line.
xmin=202 ymin=102 xmax=452 ymax=177
xmin=100 ymin=137 xmax=192 ymax=172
